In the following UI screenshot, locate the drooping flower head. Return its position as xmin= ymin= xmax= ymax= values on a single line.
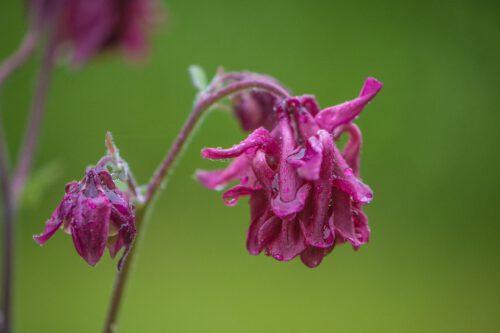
xmin=28 ymin=0 xmax=162 ymax=64
xmin=34 ymin=157 xmax=136 ymax=268
xmin=197 ymin=77 xmax=382 ymax=267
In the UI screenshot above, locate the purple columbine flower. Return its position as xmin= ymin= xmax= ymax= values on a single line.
xmin=197 ymin=78 xmax=382 ymax=268
xmin=34 ymin=160 xmax=136 ymax=267
xmin=29 ymin=0 xmax=161 ymax=64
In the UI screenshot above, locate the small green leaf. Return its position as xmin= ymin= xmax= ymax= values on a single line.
xmin=188 ymin=65 xmax=208 ymax=91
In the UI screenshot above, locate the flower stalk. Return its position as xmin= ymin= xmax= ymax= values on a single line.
xmin=101 ymin=72 xmax=289 ymax=333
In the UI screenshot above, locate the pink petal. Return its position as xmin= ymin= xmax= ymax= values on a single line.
xmin=352 ymin=205 xmax=370 ymax=250
xmin=256 ymin=215 xmax=281 ymax=252
xmin=70 ymin=195 xmax=111 ymax=266
xmin=117 ymin=224 xmax=136 ymax=271
xmin=300 ymin=246 xmax=328 ymax=268
xmin=332 ymin=178 xmax=373 ymax=204
xmin=247 ymin=191 xmax=272 ymax=255
xmin=108 ymin=202 xmax=136 ymax=270
xmin=271 ymin=183 xmax=311 ymax=217
xmin=299 ymin=131 xmax=335 ymax=248
xmin=287 ymin=136 xmax=323 ymax=181
xmin=222 ymin=185 xmax=256 ymax=206
xmin=285 ymin=96 xmax=320 ymax=138
xmin=233 ymin=91 xmax=277 ymax=132
xmin=315 ymin=77 xmax=383 ymax=132
xmin=197 ymin=155 xmax=250 ymax=190
xmin=33 ymin=193 xmax=76 ymax=245
xmin=298 ymin=95 xmax=321 ymax=116
xmin=274 ymin=116 xmax=303 ymax=207
xmin=332 ymin=143 xmax=373 ymax=204
xmin=33 ymin=210 xmax=64 ymax=245
xmin=331 ymin=188 xmax=360 ymax=247
xmin=296 ymin=107 xmax=320 ymax=138
xmin=251 ymin=149 xmax=275 ymax=190
xmin=334 ymin=123 xmax=362 ymax=176
xmin=265 ymin=217 xmax=306 ymax=261
xmin=201 ymin=127 xmax=276 ymax=159
xmin=107 ymin=233 xmax=124 ymax=259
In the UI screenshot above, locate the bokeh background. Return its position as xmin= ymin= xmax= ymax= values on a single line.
xmin=1 ymin=0 xmax=499 ymax=332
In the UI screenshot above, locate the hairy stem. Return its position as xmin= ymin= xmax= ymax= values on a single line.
xmin=145 ymin=77 xmax=289 ymax=202
xmin=101 ymin=76 xmax=289 ymax=333
xmin=11 ymin=37 xmax=55 ymax=204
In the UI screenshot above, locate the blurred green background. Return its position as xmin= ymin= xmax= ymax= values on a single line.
xmin=1 ymin=0 xmax=499 ymax=332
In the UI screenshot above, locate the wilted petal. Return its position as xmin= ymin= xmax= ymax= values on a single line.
xmin=271 ymin=183 xmax=310 ymax=217
xmin=332 ymin=177 xmax=373 ymax=204
xmin=33 ymin=208 xmax=65 ymax=245
xmin=223 ymin=185 xmax=256 ymax=206
xmin=285 ymin=96 xmax=320 ymax=138
xmin=299 ymin=130 xmax=335 ymax=248
xmin=335 ymin=124 xmax=362 ymax=176
xmin=256 ymin=215 xmax=281 ymax=252
xmin=352 ymin=205 xmax=370 ymax=249
xmin=315 ymin=77 xmax=383 ymax=132
xmin=265 ymin=217 xmax=306 ymax=261
xmin=332 ymin=144 xmax=373 ymax=204
xmin=247 ymin=191 xmax=272 ymax=255
xmin=287 ymin=135 xmax=323 ymax=181
xmin=251 ymin=149 xmax=275 ymax=191
xmin=197 ymin=155 xmax=250 ymax=190
xmin=33 ymin=192 xmax=76 ymax=244
xmin=107 ymin=232 xmax=124 ymax=259
xmin=117 ymin=224 xmax=136 ymax=270
xmin=201 ymin=127 xmax=276 ymax=159
xmin=233 ymin=91 xmax=277 ymax=132
xmin=331 ymin=189 xmax=359 ymax=247
xmin=275 ymin=116 xmax=302 ymax=205
xmin=70 ymin=196 xmax=111 ymax=266
xmin=300 ymin=246 xmax=328 ymax=268
xmin=298 ymin=95 xmax=321 ymax=116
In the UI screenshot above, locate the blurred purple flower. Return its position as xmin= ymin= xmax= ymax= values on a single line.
xmin=197 ymin=77 xmax=382 ymax=267
xmin=34 ymin=162 xmax=136 ymax=268
xmin=28 ymin=0 xmax=162 ymax=64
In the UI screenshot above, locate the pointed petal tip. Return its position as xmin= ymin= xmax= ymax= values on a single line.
xmin=362 ymin=77 xmax=383 ymax=95
xmin=195 ymin=169 xmax=226 ymax=190
xmin=33 ymin=234 xmax=45 ymax=246
xmin=200 ymin=148 xmax=214 ymax=159
xmin=83 ymin=256 xmax=100 ymax=267
xmin=300 ymin=247 xmax=327 ymax=268
xmin=222 ymin=185 xmax=254 ymax=206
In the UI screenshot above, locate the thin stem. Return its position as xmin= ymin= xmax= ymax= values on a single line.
xmin=145 ymin=78 xmax=289 ymax=202
xmin=0 ymin=116 xmax=13 ymax=333
xmin=0 ymin=29 xmax=38 ymax=88
xmin=101 ymin=205 xmax=145 ymax=333
xmin=101 ymin=76 xmax=289 ymax=333
xmin=11 ymin=36 xmax=55 ymax=204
